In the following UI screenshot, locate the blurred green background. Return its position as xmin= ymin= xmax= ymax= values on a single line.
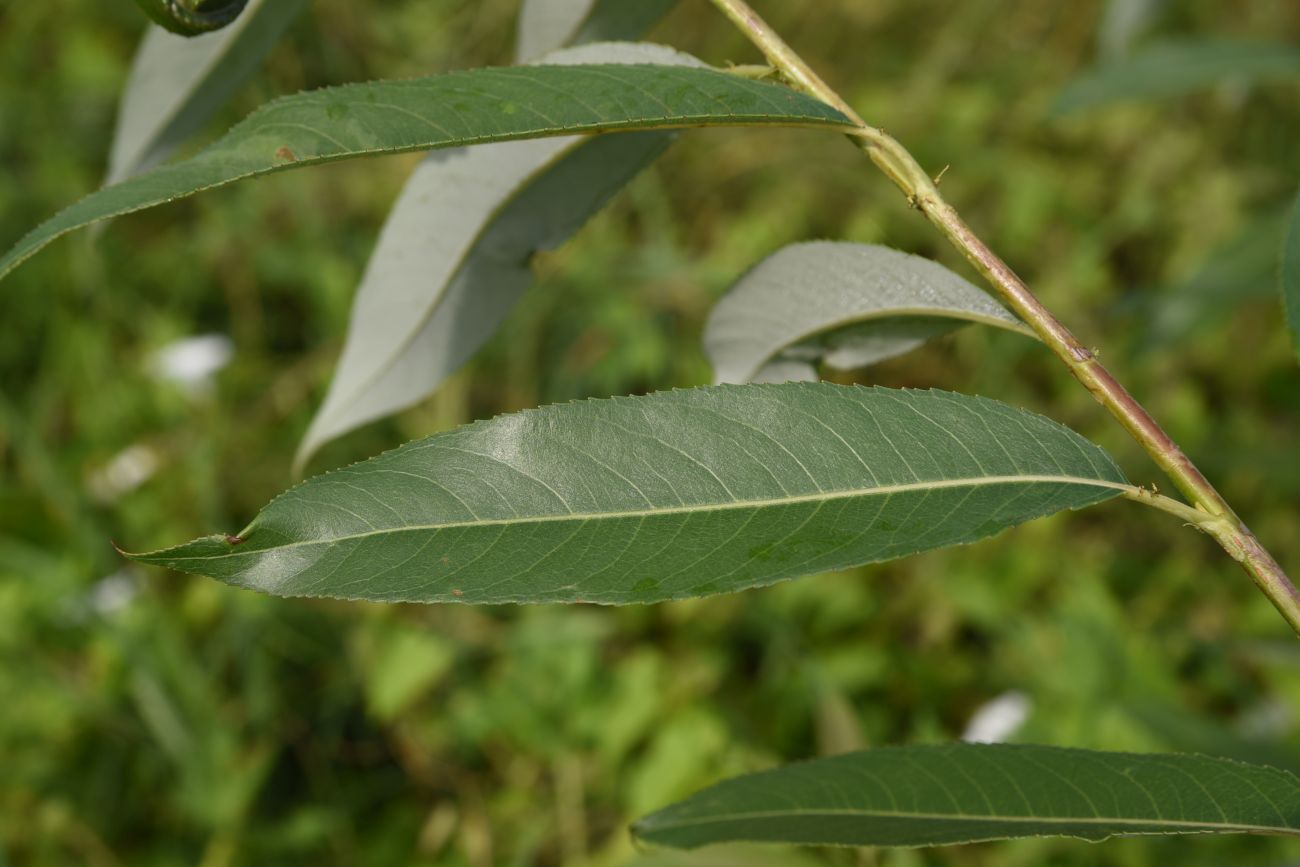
xmin=2 ymin=1 xmax=1299 ymax=865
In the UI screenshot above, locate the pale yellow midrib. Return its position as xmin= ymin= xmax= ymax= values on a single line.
xmin=153 ymin=473 xmax=1129 ymax=562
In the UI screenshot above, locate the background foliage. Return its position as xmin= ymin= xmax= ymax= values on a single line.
xmin=2 ymin=1 xmax=1299 ymax=865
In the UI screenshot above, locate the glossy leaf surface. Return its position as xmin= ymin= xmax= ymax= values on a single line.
xmin=129 ymin=384 xmax=1127 ymax=604
xmin=296 ymin=43 xmax=694 ymax=468
xmin=0 ymin=65 xmax=850 ymax=281
xmin=705 ymin=242 xmax=1034 ymax=385
xmin=632 ymin=744 xmax=1300 ymax=848
xmin=107 ymin=0 xmax=306 ymax=184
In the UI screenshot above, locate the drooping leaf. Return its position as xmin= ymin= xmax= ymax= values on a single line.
xmin=705 ymin=242 xmax=1034 ymax=385
xmin=1283 ymin=188 xmax=1300 ymax=363
xmin=106 ymin=0 xmax=306 ymax=185
xmin=126 ymin=384 xmax=1128 ymax=604
xmin=296 ymin=43 xmax=696 ymax=470
xmin=516 ymin=0 xmax=676 ymax=62
xmin=1129 ymin=209 xmax=1286 ymax=348
xmin=631 ymin=744 xmax=1300 ymax=849
xmin=1054 ymin=39 xmax=1300 ymax=114
xmin=0 ymin=65 xmax=851 ymax=282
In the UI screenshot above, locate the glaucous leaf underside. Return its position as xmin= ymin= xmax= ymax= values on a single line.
xmin=107 ymin=0 xmax=306 ymax=185
xmin=705 ymin=242 xmax=1035 ymax=384
xmin=515 ymin=0 xmax=676 ymax=62
xmin=296 ymin=43 xmax=698 ymax=468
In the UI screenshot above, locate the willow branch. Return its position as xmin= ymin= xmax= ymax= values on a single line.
xmin=709 ymin=0 xmax=1300 ymax=635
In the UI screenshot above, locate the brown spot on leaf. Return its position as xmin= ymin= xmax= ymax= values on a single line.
xmin=275 ymin=146 xmax=298 ymax=162
xmin=450 ymin=589 xmax=464 ymax=597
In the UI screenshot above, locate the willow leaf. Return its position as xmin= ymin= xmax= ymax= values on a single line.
xmin=127 ymin=384 xmax=1127 ymax=605
xmin=0 ymin=65 xmax=850 ymax=282
xmin=516 ymin=0 xmax=676 ymax=62
xmin=1283 ymin=188 xmax=1300 ymax=363
xmin=106 ymin=0 xmax=306 ymax=185
xmin=1054 ymin=39 xmax=1300 ymax=114
xmin=632 ymin=744 xmax=1300 ymax=849
xmin=706 ymin=242 xmax=1034 ymax=385
xmin=296 ymin=43 xmax=695 ymax=470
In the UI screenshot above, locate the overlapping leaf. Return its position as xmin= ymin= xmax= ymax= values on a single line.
xmin=106 ymin=0 xmax=306 ymax=185
xmin=705 ymin=242 xmax=1034 ymax=384
xmin=128 ymin=383 xmax=1128 ymax=604
xmin=1055 ymin=39 xmax=1300 ymax=114
xmin=0 ymin=64 xmax=851 ymax=281
xmin=632 ymin=744 xmax=1300 ymax=848
xmin=296 ymin=43 xmax=697 ymax=469
xmin=516 ymin=0 xmax=676 ymax=62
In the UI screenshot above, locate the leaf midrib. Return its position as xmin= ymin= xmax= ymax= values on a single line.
xmin=637 ymin=805 xmax=1299 ymax=836
xmin=144 ymin=473 xmax=1130 ymax=561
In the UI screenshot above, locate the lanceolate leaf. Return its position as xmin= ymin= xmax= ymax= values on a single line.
xmin=0 ymin=65 xmax=850 ymax=282
xmin=631 ymin=744 xmax=1300 ymax=849
xmin=1054 ymin=39 xmax=1300 ymax=114
xmin=296 ymin=43 xmax=696 ymax=469
xmin=127 ymin=384 xmax=1128 ymax=605
xmin=106 ymin=0 xmax=306 ymax=185
xmin=516 ymin=0 xmax=676 ymax=62
xmin=706 ymin=242 xmax=1034 ymax=385
xmin=1283 ymin=188 xmax=1300 ymax=363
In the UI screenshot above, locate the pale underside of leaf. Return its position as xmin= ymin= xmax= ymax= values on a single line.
xmin=296 ymin=43 xmax=700 ymax=469
xmin=631 ymin=743 xmax=1300 ymax=849
xmin=516 ymin=0 xmax=676 ymax=62
xmin=129 ymin=384 xmax=1128 ymax=605
xmin=1283 ymin=188 xmax=1300 ymax=363
xmin=706 ymin=242 xmax=1035 ymax=385
xmin=0 ymin=64 xmax=851 ymax=282
xmin=106 ymin=0 xmax=307 ymax=185
xmin=1054 ymin=39 xmax=1300 ymax=114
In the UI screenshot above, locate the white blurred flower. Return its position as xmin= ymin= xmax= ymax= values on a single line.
xmin=87 ymin=443 xmax=159 ymax=503
xmin=961 ymin=691 xmax=1031 ymax=744
xmin=148 ymin=333 xmax=233 ymax=394
xmin=88 ymin=571 xmax=138 ymax=615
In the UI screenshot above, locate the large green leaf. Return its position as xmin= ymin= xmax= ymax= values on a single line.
xmin=127 ymin=384 xmax=1128 ymax=604
xmin=516 ymin=0 xmax=676 ymax=62
xmin=1054 ymin=39 xmax=1300 ymax=114
xmin=631 ymin=744 xmax=1300 ymax=848
xmin=295 ymin=43 xmax=692 ymax=470
xmin=0 ymin=65 xmax=850 ymax=282
xmin=106 ymin=0 xmax=306 ymax=185
xmin=1283 ymin=188 xmax=1300 ymax=363
xmin=705 ymin=242 xmax=1034 ymax=385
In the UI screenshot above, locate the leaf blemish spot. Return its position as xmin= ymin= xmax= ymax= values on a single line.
xmin=224 ymin=534 xmax=245 ymax=546
xmin=275 ymin=146 xmax=298 ymax=162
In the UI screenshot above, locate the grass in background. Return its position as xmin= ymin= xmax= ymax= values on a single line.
xmin=1 ymin=1 xmax=1299 ymax=864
